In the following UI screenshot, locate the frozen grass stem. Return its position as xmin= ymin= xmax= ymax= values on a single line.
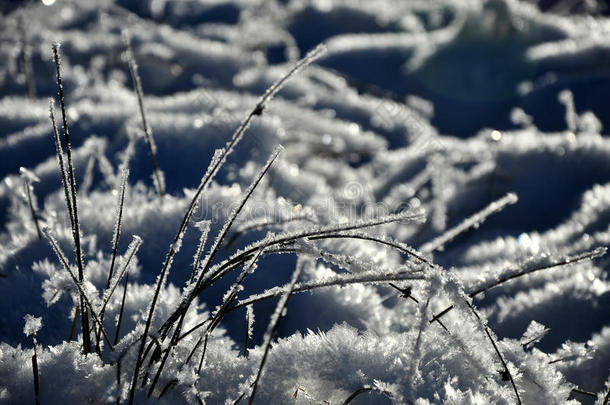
xmin=246 ymin=256 xmax=305 ymax=405
xmin=123 ymin=33 xmax=165 ymax=197
xmin=52 ymin=44 xmax=91 ymax=354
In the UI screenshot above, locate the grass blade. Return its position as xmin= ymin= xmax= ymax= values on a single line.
xmin=190 ymin=221 xmax=211 ymax=283
xmin=465 ymin=300 xmax=521 ymax=405
xmin=114 ymin=272 xmax=129 ymax=345
xmin=42 ymin=227 xmax=114 ymax=351
xmin=107 ymin=168 xmax=130 ymax=289
xmin=52 ymin=44 xmax=92 ymax=354
xmin=146 ymin=149 xmax=281 ymax=397
xmin=123 ymin=33 xmax=165 ymax=197
xmin=420 ymin=193 xmax=518 ymax=253
xmin=49 ymin=100 xmax=74 ymax=231
xmin=18 ymin=14 xmax=35 ymax=100
xmin=230 ymin=270 xmax=424 ymax=312
xmin=202 ymin=211 xmax=426 ymax=291
xmin=95 ymin=235 xmax=142 ymax=351
xmin=31 ymin=346 xmax=40 ymax=405
xmin=342 ymin=386 xmax=393 ymax=404
xmin=19 ymin=167 xmax=42 ymax=239
xmin=244 ymin=305 xmax=254 ymax=358
xmin=429 ymin=247 xmax=608 ymax=325
xmin=246 ymin=255 xmax=305 ymax=405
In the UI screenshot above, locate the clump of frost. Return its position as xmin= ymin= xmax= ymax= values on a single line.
xmin=23 ymin=314 xmax=42 ymax=337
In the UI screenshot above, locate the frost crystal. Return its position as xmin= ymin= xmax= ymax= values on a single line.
xmin=23 ymin=314 xmax=42 ymax=337
xmin=520 ymin=321 xmax=550 ymax=349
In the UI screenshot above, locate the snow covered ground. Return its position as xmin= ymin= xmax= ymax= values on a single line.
xmin=0 ymin=0 xmax=609 ymax=403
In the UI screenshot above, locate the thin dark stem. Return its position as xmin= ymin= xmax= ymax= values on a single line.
xmin=22 ymin=176 xmax=42 ymax=239
xmin=429 ymin=305 xmax=454 ymax=327
xmin=224 ymin=215 xmax=315 ymax=250
xmin=429 ymin=247 xmax=607 ymax=325
xmin=388 ymin=282 xmax=420 ymax=304
xmin=107 ymin=169 xmax=129 ymax=289
xmin=570 ymin=388 xmax=597 ymax=399
xmin=43 ymin=227 xmax=115 ymax=350
xmin=114 ymin=273 xmax=129 ymax=345
xmin=96 ymin=236 xmax=141 ymax=350
xmin=19 ymin=14 xmax=35 ymax=100
xmin=52 ymin=44 xmax=91 ymax=354
xmin=99 ymin=236 xmax=142 ymax=319
xmin=307 ymin=232 xmax=433 ymax=267
xmin=522 ymin=334 xmax=545 ymax=349
xmin=468 ymin=247 xmax=607 ymax=297
xmin=141 ymin=340 xmax=162 ymax=389
xmin=548 ymin=355 xmax=581 ymax=365
xmin=200 ymin=212 xmax=425 ymax=295
xmin=196 ymin=334 xmax=209 ymax=375
xmin=190 ymin=221 xmax=210 ymax=283
xmin=116 ymin=359 xmax=122 ymax=405
xmin=146 ymin=331 xmax=176 ymax=398
xmin=49 ymin=101 xmax=74 ymax=228
xmin=229 ymin=270 xmax=424 ymax=312
xmin=31 ymin=339 xmax=40 ymax=405
xmin=243 ymin=306 xmax=252 ymax=358
xmin=466 ymin=301 xmax=521 ymax=405
xmin=247 ymin=259 xmax=304 ymax=405
xmin=123 ymin=34 xmax=165 ymax=197
xmin=342 ymin=386 xmax=393 ymax=404
xmin=233 ymin=393 xmax=245 ymax=405
xmin=185 ymin=335 xmax=203 ymax=365
xmin=180 ymin=320 xmax=211 ymax=345
xmin=158 ymin=379 xmax=178 ymax=399
xmin=420 ymin=193 xmax=518 ymax=253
